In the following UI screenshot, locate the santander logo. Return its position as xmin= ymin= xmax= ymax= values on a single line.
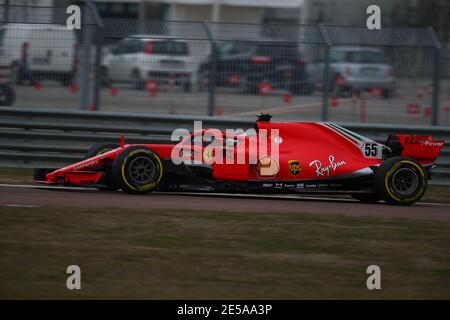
xmin=309 ymin=155 xmax=347 ymax=177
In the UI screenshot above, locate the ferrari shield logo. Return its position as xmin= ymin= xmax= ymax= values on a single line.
xmin=288 ymin=160 xmax=302 ymax=176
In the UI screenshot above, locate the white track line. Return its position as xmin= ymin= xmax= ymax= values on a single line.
xmin=162 ymin=191 xmax=358 ymax=202
xmin=1 ymin=204 xmax=40 ymax=208
xmin=162 ymin=191 xmax=450 ymax=206
xmin=1 ymin=183 xmax=449 ymax=207
xmin=0 ymin=183 xmax=95 ymax=191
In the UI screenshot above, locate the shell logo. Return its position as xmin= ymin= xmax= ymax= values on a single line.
xmin=255 ymin=156 xmax=280 ymax=177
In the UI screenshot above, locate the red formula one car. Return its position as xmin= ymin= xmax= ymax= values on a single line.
xmin=34 ymin=114 xmax=444 ymax=205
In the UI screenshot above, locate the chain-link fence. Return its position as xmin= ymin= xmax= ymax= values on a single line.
xmin=0 ymin=3 xmax=447 ymax=126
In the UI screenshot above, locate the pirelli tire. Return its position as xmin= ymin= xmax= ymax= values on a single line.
xmin=374 ymin=156 xmax=427 ymax=206
xmin=113 ymin=146 xmax=163 ymax=195
xmin=84 ymin=143 xmax=119 ymax=159
xmin=85 ymin=143 xmax=120 ymax=191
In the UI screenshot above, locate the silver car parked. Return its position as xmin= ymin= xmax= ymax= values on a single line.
xmin=308 ymin=46 xmax=395 ymax=98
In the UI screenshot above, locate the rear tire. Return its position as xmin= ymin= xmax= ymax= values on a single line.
xmin=113 ymin=146 xmax=163 ymax=195
xmin=374 ymin=156 xmax=427 ymax=205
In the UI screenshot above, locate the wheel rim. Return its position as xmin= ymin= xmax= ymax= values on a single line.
xmin=391 ymin=167 xmax=419 ymax=196
xmin=128 ymin=156 xmax=156 ymax=185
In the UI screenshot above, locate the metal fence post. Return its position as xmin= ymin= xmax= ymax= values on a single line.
xmin=79 ymin=3 xmax=92 ymax=111
xmin=91 ymin=26 xmax=102 ymax=111
xmin=202 ymin=21 xmax=217 ymax=117
xmin=428 ymin=27 xmax=442 ymax=126
xmin=87 ymin=2 xmax=104 ymax=111
xmin=4 ymin=0 xmax=9 ymax=23
xmin=319 ymin=25 xmax=332 ymax=122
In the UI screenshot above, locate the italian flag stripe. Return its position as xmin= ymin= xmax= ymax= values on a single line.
xmin=324 ymin=123 xmax=360 ymax=145
xmin=330 ymin=123 xmax=367 ymax=142
xmin=327 ymin=123 xmax=363 ymax=143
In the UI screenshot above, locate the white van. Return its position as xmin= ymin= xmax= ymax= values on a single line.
xmin=0 ymin=23 xmax=78 ymax=86
xmin=101 ymin=35 xmax=193 ymax=92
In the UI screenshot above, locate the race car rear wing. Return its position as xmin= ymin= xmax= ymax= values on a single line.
xmin=387 ymin=134 xmax=445 ymax=164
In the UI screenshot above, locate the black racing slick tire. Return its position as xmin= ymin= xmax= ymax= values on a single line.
xmin=374 ymin=156 xmax=427 ymax=205
xmin=113 ymin=146 xmax=163 ymax=195
xmin=85 ymin=143 xmax=120 ymax=191
xmin=351 ymin=193 xmax=381 ymax=203
xmin=84 ymin=143 xmax=119 ymax=159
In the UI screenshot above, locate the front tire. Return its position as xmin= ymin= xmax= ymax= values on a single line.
xmin=374 ymin=157 xmax=427 ymax=205
xmin=85 ymin=143 xmax=120 ymax=191
xmin=84 ymin=143 xmax=119 ymax=159
xmin=113 ymin=146 xmax=163 ymax=195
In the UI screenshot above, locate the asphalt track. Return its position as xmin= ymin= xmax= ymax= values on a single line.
xmin=1 ymin=184 xmax=450 ymax=220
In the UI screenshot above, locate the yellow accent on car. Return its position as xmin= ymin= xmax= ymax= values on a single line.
xmin=96 ymin=148 xmax=112 ymax=156
xmin=120 ymin=149 xmax=163 ymax=191
xmin=384 ymin=160 xmax=425 ymax=203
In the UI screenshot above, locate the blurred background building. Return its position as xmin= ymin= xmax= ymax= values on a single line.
xmin=1 ymin=0 xmax=447 ymax=39
xmin=0 ymin=0 xmax=448 ymax=122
